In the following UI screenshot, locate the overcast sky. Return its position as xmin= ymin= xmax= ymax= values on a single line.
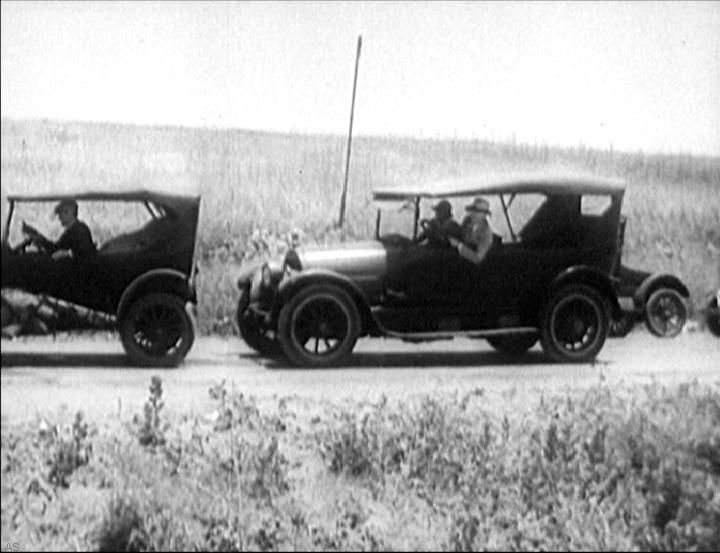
xmin=2 ymin=1 xmax=719 ymax=155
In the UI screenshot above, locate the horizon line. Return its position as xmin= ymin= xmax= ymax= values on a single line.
xmin=1 ymin=115 xmax=718 ymax=161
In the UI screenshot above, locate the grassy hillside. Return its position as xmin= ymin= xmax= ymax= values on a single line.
xmin=2 ymin=118 xmax=718 ymax=333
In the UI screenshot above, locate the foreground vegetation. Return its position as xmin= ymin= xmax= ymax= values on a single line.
xmin=1 ymin=119 xmax=718 ymax=334
xmin=2 ymin=378 xmax=719 ymax=551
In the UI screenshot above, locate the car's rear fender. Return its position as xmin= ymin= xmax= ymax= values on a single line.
xmin=548 ymin=265 xmax=621 ymax=319
xmin=117 ymin=269 xmax=195 ymax=320
xmin=275 ymin=269 xmax=377 ymax=334
xmin=633 ymin=273 xmax=690 ymax=307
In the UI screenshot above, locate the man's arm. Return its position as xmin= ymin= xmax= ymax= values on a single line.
xmin=22 ymin=223 xmax=58 ymax=253
xmin=450 ymin=226 xmax=493 ymax=264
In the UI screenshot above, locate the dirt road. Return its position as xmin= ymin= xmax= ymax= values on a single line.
xmin=1 ymin=331 xmax=718 ymax=424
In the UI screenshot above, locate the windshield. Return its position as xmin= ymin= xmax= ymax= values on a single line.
xmin=375 ymin=199 xmax=418 ymax=239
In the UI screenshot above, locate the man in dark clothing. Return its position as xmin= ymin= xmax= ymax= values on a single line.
xmin=20 ymin=199 xmax=97 ymax=305
xmin=23 ymin=199 xmax=96 ymax=260
xmin=415 ymin=199 xmax=464 ymax=248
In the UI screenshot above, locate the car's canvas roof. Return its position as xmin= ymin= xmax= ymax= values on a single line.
xmin=372 ymin=171 xmax=626 ymax=201
xmin=5 ymin=178 xmax=200 ymax=202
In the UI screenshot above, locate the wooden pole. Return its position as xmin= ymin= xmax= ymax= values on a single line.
xmin=338 ymin=35 xmax=362 ymax=229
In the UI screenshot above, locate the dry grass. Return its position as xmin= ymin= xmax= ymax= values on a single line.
xmin=2 ymin=118 xmax=718 ymax=334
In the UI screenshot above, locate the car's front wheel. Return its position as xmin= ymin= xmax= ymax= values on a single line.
xmin=120 ymin=293 xmax=195 ymax=367
xmin=237 ymin=303 xmax=280 ymax=356
xmin=277 ymin=284 xmax=360 ymax=367
xmin=645 ymin=288 xmax=687 ymax=338
xmin=540 ymin=284 xmax=609 ymax=363
xmin=487 ymin=333 xmax=538 ymax=355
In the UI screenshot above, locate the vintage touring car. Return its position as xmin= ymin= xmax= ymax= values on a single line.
xmin=237 ymin=172 xmax=689 ymax=366
xmin=1 ymin=183 xmax=201 ymax=367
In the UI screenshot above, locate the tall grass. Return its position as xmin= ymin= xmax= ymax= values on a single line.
xmin=2 ymin=118 xmax=718 ymax=334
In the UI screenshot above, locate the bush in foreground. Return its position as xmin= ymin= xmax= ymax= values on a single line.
xmin=2 ymin=380 xmax=718 ymax=551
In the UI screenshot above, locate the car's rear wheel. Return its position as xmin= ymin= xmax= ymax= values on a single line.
xmin=120 ymin=293 xmax=195 ymax=367
xmin=540 ymin=284 xmax=609 ymax=363
xmin=609 ymin=313 xmax=634 ymax=338
xmin=645 ymin=288 xmax=687 ymax=338
xmin=277 ymin=284 xmax=360 ymax=367
xmin=487 ymin=334 xmax=538 ymax=355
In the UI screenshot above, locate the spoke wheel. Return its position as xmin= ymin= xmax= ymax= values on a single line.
xmin=237 ymin=297 xmax=279 ymax=356
xmin=645 ymin=288 xmax=687 ymax=338
xmin=541 ymin=284 xmax=609 ymax=363
xmin=609 ymin=313 xmax=634 ymax=338
xmin=278 ymin=284 xmax=360 ymax=367
xmin=120 ymin=293 xmax=195 ymax=367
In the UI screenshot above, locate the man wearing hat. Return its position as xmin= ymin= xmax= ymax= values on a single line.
xmin=22 ymin=199 xmax=96 ymax=261
xmin=449 ymin=197 xmax=494 ymax=264
xmin=415 ymin=199 xmax=464 ymax=248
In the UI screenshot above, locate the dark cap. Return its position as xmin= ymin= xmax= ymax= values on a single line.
xmin=432 ymin=199 xmax=452 ymax=215
xmin=54 ymin=199 xmax=78 ymax=215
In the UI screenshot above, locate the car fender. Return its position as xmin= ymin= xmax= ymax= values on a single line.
xmin=117 ymin=268 xmax=195 ymax=320
xmin=549 ymin=265 xmax=621 ymax=318
xmin=633 ymin=273 xmax=690 ymax=307
xmin=276 ymin=269 xmax=376 ymax=333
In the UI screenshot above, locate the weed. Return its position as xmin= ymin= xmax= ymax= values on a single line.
xmin=137 ymin=375 xmax=168 ymax=448
xmin=45 ymin=411 xmax=92 ymax=488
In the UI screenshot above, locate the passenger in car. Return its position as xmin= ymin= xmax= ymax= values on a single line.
xmin=415 ymin=199 xmax=464 ymax=248
xmin=449 ymin=197 xmax=494 ymax=264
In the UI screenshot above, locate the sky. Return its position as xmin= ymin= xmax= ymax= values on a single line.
xmin=2 ymin=1 xmax=719 ymax=156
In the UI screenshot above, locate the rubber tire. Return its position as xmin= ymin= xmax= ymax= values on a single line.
xmin=644 ymin=288 xmax=687 ymax=338
xmin=120 ymin=293 xmax=195 ymax=367
xmin=540 ymin=284 xmax=609 ymax=363
xmin=609 ymin=313 xmax=634 ymax=338
xmin=487 ymin=334 xmax=538 ymax=355
xmin=277 ymin=284 xmax=360 ymax=367
xmin=237 ymin=300 xmax=280 ymax=356
xmin=706 ymin=296 xmax=720 ymax=337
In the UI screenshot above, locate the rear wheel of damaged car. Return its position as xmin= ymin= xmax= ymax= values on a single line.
xmin=644 ymin=287 xmax=687 ymax=338
xmin=540 ymin=284 xmax=609 ymax=363
xmin=278 ymin=283 xmax=360 ymax=367
xmin=120 ymin=292 xmax=195 ymax=367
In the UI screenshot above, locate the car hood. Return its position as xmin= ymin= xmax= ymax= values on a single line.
xmin=297 ymin=240 xmax=387 ymax=277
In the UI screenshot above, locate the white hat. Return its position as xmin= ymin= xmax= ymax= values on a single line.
xmin=465 ymin=197 xmax=491 ymax=214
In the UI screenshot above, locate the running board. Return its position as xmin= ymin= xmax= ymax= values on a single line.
xmin=381 ymin=326 xmax=539 ymax=341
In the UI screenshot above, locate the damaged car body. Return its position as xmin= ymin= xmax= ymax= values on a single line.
xmin=1 ymin=184 xmax=201 ymax=367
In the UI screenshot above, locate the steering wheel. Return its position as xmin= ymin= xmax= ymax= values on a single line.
xmin=419 ymin=218 xmax=448 ymax=245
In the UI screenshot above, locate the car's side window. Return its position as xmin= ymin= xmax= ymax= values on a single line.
xmin=581 ymin=195 xmax=612 ymax=216
xmin=508 ymin=194 xmax=548 ymax=244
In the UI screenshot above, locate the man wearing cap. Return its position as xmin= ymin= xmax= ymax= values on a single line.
xmin=415 ymin=199 xmax=464 ymax=248
xmin=449 ymin=197 xmax=494 ymax=264
xmin=22 ymin=199 xmax=96 ymax=261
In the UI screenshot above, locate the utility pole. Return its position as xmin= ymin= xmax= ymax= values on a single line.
xmin=338 ymin=35 xmax=362 ymax=229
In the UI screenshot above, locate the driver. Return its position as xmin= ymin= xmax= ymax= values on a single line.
xmin=22 ymin=199 xmax=96 ymax=261
xmin=415 ymin=199 xmax=463 ymax=248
